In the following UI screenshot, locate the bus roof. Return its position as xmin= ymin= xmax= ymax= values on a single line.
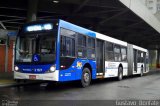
xmin=96 ymin=32 xmax=128 ymax=46
xmin=59 ymin=20 xmax=96 ymax=38
xmin=20 ymin=19 xmax=148 ymax=51
xmin=133 ymin=45 xmax=148 ymax=52
xmin=59 ymin=20 xmax=128 ymax=46
xmin=59 ymin=20 xmax=148 ymax=51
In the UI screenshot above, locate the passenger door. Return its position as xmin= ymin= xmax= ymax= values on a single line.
xmin=96 ymin=39 xmax=104 ymax=75
xmin=133 ymin=49 xmax=137 ymax=72
xmin=143 ymin=52 xmax=146 ymax=72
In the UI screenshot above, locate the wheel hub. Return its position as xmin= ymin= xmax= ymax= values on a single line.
xmin=119 ymin=72 xmax=122 ymax=79
xmin=84 ymin=73 xmax=89 ymax=82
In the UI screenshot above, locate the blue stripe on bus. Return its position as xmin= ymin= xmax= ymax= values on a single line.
xmin=16 ymin=58 xmax=97 ymax=81
xmin=56 ymin=21 xmax=61 ymax=70
xmin=59 ymin=58 xmax=97 ymax=81
xmin=17 ymin=64 xmax=52 ymax=73
xmin=59 ymin=20 xmax=96 ymax=38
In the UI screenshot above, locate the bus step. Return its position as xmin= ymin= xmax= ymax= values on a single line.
xmin=96 ymin=75 xmax=104 ymax=79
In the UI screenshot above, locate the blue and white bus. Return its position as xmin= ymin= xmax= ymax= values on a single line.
xmin=14 ymin=19 xmax=149 ymax=87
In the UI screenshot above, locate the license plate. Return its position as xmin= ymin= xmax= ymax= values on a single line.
xmin=29 ymin=75 xmax=36 ymax=79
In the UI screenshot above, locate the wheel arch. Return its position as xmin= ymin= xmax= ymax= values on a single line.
xmin=141 ymin=64 xmax=144 ymax=68
xmin=83 ymin=63 xmax=92 ymax=74
xmin=141 ymin=64 xmax=144 ymax=72
xmin=118 ymin=63 xmax=123 ymax=70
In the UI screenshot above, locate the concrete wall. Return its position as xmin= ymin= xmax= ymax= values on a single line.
xmin=149 ymin=50 xmax=157 ymax=69
xmin=155 ymin=11 xmax=160 ymax=21
xmin=0 ymin=40 xmax=14 ymax=72
xmin=119 ymin=0 xmax=160 ymax=34
xmin=0 ymin=44 xmax=6 ymax=72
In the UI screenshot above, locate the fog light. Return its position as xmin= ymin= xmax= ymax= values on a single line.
xmin=50 ymin=66 xmax=56 ymax=72
xmin=15 ymin=66 xmax=19 ymax=71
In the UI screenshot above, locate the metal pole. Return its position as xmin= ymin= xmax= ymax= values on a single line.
xmin=27 ymin=0 xmax=38 ymax=22
xmin=4 ymin=36 xmax=9 ymax=72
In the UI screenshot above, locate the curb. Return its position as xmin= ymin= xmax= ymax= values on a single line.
xmin=0 ymin=81 xmax=44 ymax=88
xmin=0 ymin=83 xmax=17 ymax=87
xmin=147 ymin=70 xmax=160 ymax=75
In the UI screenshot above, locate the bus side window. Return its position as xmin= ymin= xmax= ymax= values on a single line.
xmin=137 ymin=51 xmax=139 ymax=62
xmin=137 ymin=51 xmax=142 ymax=63
xmin=105 ymin=42 xmax=114 ymax=61
xmin=114 ymin=45 xmax=121 ymax=62
xmin=60 ymin=36 xmax=75 ymax=57
xmin=60 ymin=36 xmax=66 ymax=56
xmin=77 ymin=34 xmax=86 ymax=58
xmin=60 ymin=28 xmax=76 ymax=57
xmin=142 ymin=52 xmax=145 ymax=63
xmin=121 ymin=47 xmax=127 ymax=62
xmin=87 ymin=37 xmax=95 ymax=59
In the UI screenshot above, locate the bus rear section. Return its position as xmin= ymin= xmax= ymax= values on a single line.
xmin=96 ymin=33 xmax=149 ymax=80
xmin=127 ymin=44 xmax=149 ymax=76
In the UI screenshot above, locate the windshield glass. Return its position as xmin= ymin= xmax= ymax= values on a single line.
xmin=15 ymin=34 xmax=56 ymax=63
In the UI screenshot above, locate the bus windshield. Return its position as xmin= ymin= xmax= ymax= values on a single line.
xmin=15 ymin=34 xmax=56 ymax=63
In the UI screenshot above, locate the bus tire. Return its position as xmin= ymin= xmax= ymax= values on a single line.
xmin=140 ymin=66 xmax=143 ymax=77
xmin=80 ymin=68 xmax=91 ymax=88
xmin=118 ymin=67 xmax=123 ymax=81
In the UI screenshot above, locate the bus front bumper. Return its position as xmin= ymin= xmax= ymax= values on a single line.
xmin=14 ymin=71 xmax=59 ymax=81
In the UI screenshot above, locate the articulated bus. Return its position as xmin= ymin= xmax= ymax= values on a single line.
xmin=14 ymin=19 xmax=149 ymax=87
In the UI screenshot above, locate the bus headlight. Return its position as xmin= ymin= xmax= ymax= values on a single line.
xmin=14 ymin=66 xmax=19 ymax=71
xmin=50 ymin=66 xmax=56 ymax=72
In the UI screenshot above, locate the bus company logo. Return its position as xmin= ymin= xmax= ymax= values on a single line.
xmin=77 ymin=61 xmax=82 ymax=69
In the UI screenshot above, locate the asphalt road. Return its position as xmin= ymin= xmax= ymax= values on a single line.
xmin=0 ymin=71 xmax=160 ymax=106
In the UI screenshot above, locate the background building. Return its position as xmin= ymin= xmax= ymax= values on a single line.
xmin=141 ymin=0 xmax=160 ymax=20
xmin=0 ymin=29 xmax=15 ymax=73
xmin=140 ymin=0 xmax=160 ymax=68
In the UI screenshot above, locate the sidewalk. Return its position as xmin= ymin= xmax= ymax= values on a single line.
xmin=0 ymin=79 xmax=17 ymax=87
xmin=0 ymin=72 xmax=45 ymax=87
xmin=0 ymin=72 xmax=17 ymax=87
xmin=148 ymin=68 xmax=160 ymax=75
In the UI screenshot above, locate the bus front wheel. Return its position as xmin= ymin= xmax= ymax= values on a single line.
xmin=80 ymin=68 xmax=91 ymax=88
